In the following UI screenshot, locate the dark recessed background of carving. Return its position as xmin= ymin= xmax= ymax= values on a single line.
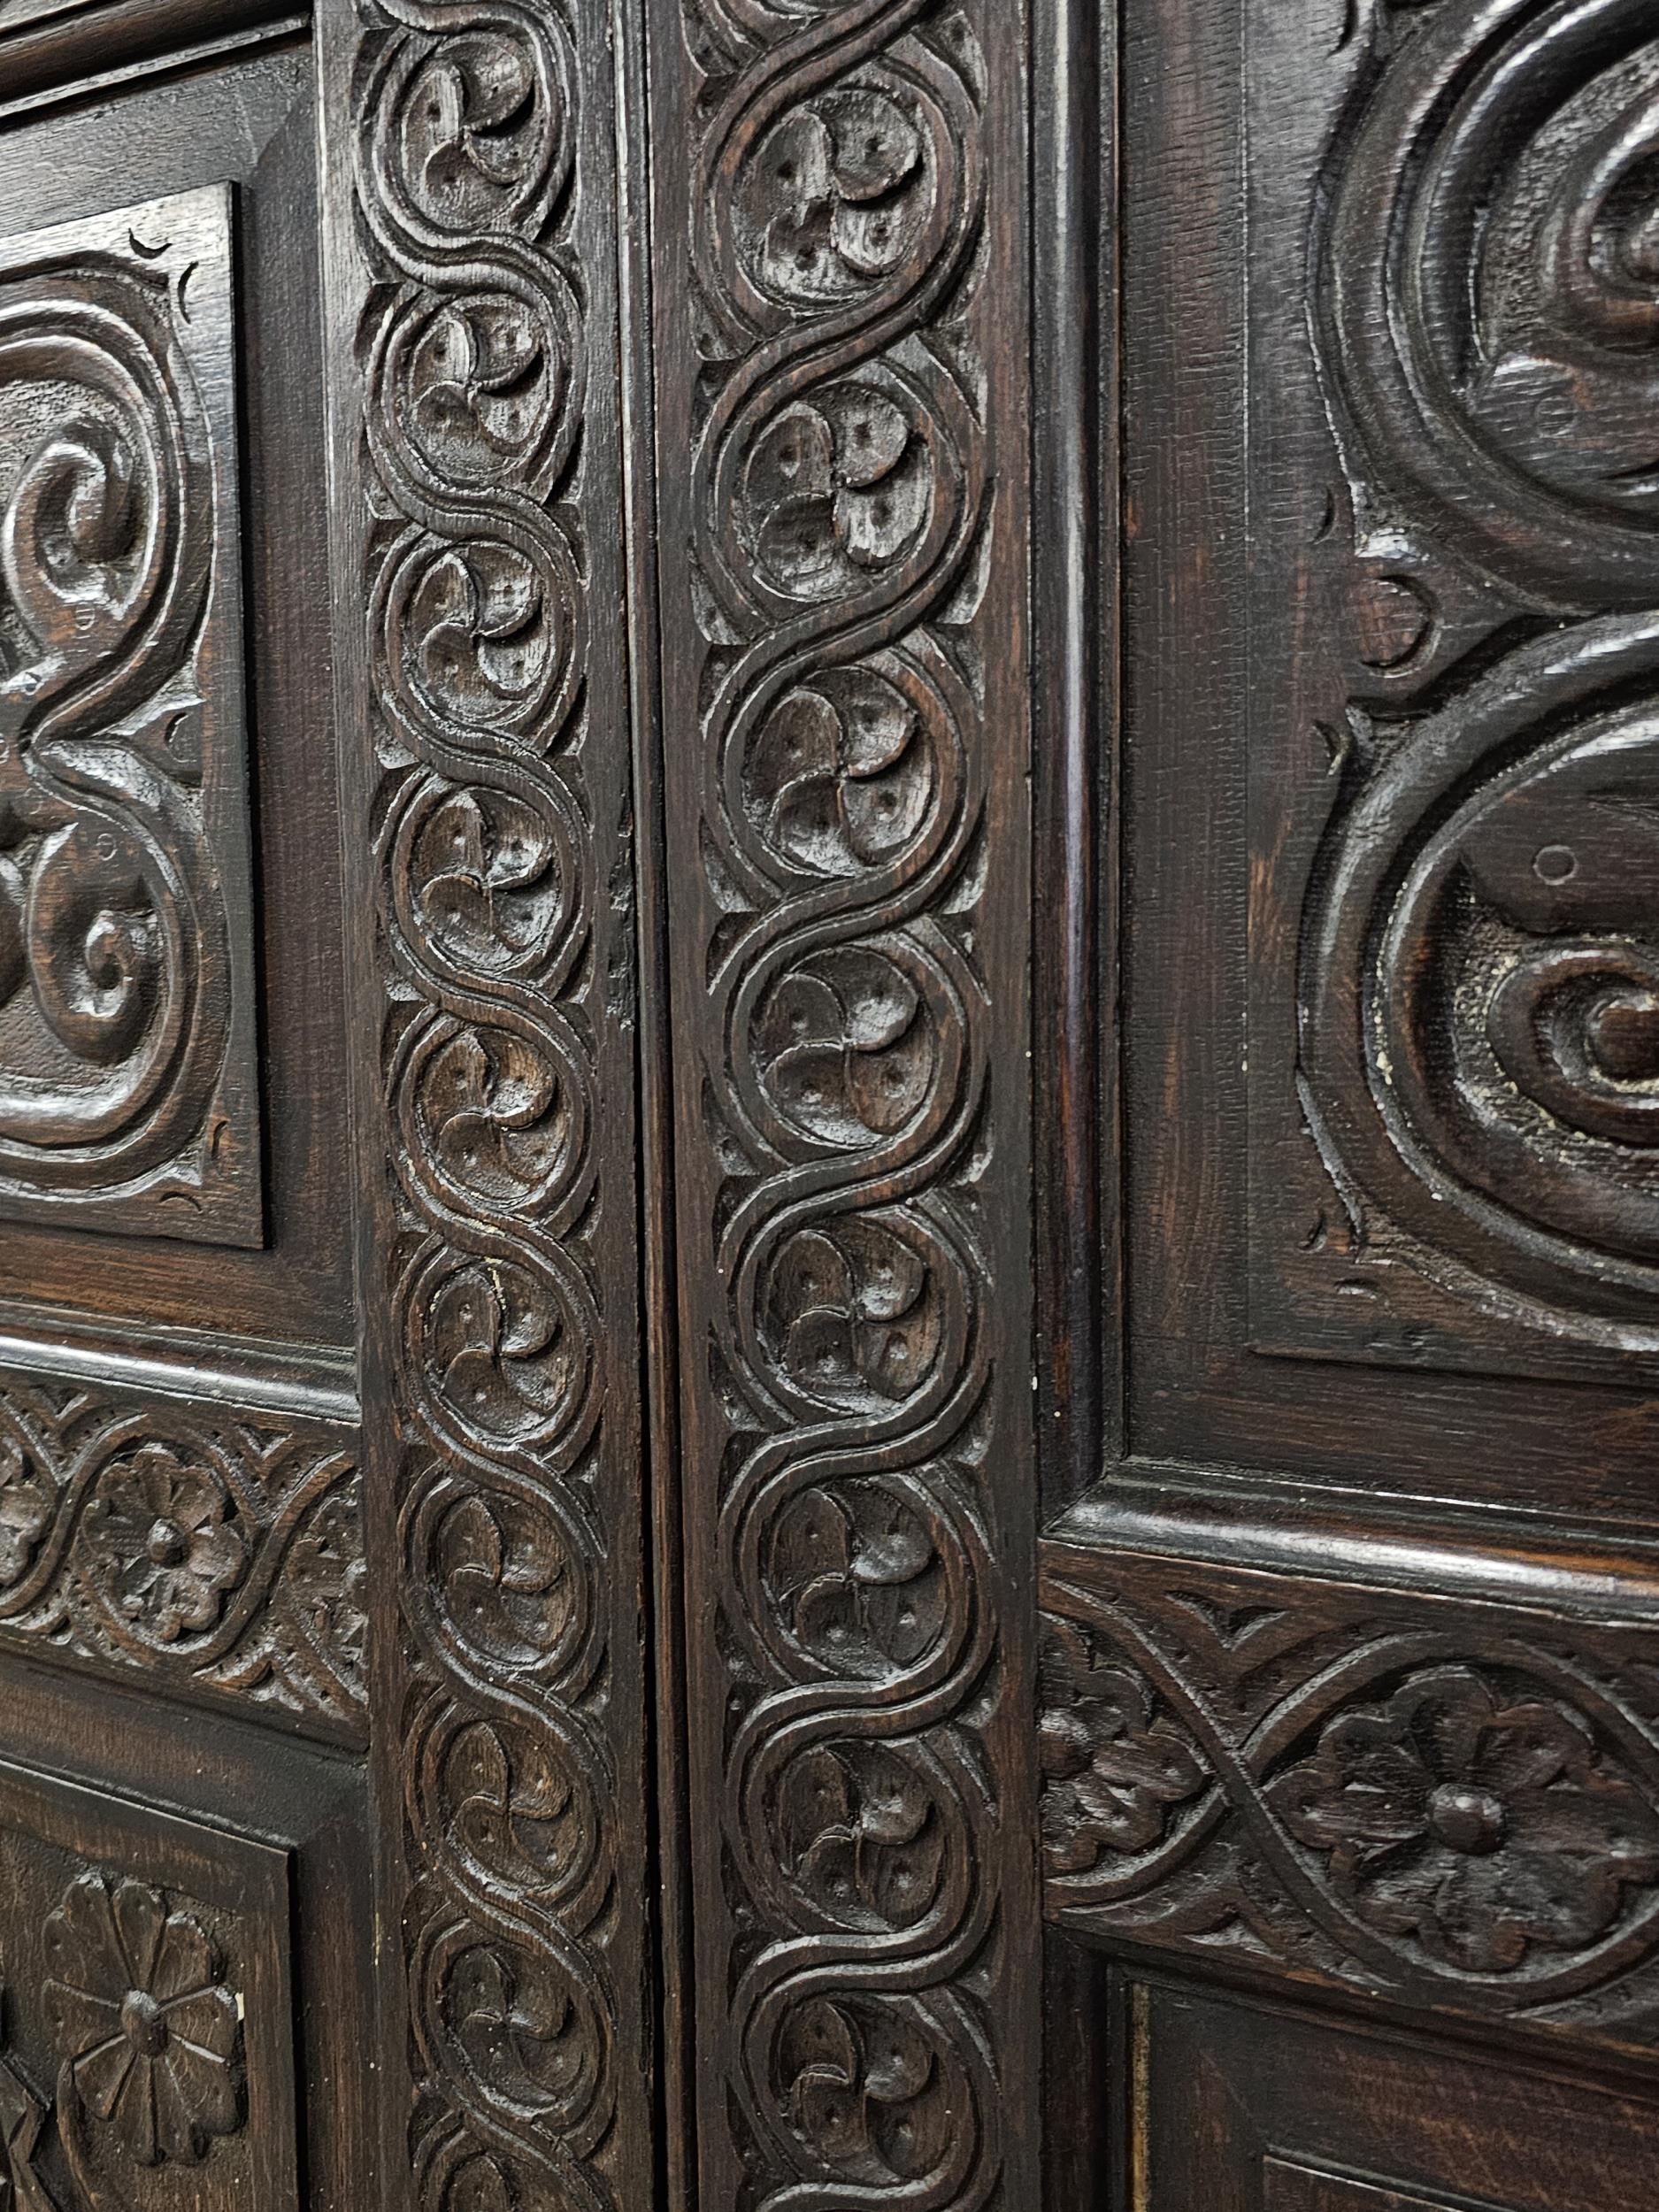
xmin=0 ymin=187 xmax=262 ymax=1248
xmin=1042 ymin=1546 xmax=1659 ymax=2059
xmin=0 ymin=1371 xmax=364 ymax=1735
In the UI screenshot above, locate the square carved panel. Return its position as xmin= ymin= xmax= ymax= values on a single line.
xmin=0 ymin=1756 xmax=296 ymax=2211
xmin=1243 ymin=0 xmax=1659 ymax=1379
xmin=0 ymin=184 xmax=262 ymax=1247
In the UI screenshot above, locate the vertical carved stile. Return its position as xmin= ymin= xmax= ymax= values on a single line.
xmin=648 ymin=2 xmax=1041 ymax=2204
xmin=319 ymin=3 xmax=651 ymax=2207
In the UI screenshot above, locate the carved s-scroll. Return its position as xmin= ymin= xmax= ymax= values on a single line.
xmin=0 ymin=190 xmax=260 ymax=1242
xmin=1298 ymin=0 xmax=1659 ymax=1335
xmin=1321 ymin=0 xmax=1659 ymax=604
xmin=658 ymin=1 xmax=1038 ymax=2206
xmin=335 ymin=1 xmax=648 ymax=2207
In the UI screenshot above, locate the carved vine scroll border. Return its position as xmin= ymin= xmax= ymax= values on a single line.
xmin=651 ymin=1 xmax=1042 ymax=2205
xmin=327 ymin=0 xmax=653 ymax=2206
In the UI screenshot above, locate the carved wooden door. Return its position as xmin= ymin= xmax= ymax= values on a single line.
xmin=1 ymin=3 xmax=1657 ymax=2211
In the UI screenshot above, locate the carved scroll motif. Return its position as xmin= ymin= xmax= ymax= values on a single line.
xmin=0 ymin=1374 xmax=364 ymax=1733
xmin=342 ymin=3 xmax=648 ymax=2206
xmin=0 ymin=188 xmax=261 ymax=1246
xmin=659 ymin=2 xmax=1036 ymax=2205
xmin=1297 ymin=0 xmax=1659 ymax=1337
xmin=1041 ymin=1552 xmax=1659 ymax=2052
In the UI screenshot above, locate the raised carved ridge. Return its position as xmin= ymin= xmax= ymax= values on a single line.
xmin=342 ymin=1 xmax=647 ymax=2205
xmin=1041 ymin=1540 xmax=1659 ymax=2055
xmin=1284 ymin=0 xmax=1659 ymax=1345
xmin=0 ymin=187 xmax=261 ymax=1247
xmin=658 ymin=1 xmax=1035 ymax=2204
xmin=0 ymin=1371 xmax=363 ymax=1732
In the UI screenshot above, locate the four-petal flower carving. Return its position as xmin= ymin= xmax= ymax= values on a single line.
xmin=1269 ymin=1665 xmax=1659 ymax=1972
xmin=426 ymin=1258 xmax=580 ymax=1446
xmin=757 ymin=946 xmax=939 ymax=1146
xmin=769 ymin=1481 xmax=944 ymax=1677
xmin=764 ymin=1217 xmax=942 ymax=1409
xmin=409 ymin=785 xmax=565 ymax=974
xmin=411 ymin=296 xmax=554 ymax=477
xmin=741 ymin=88 xmax=927 ymax=303
xmin=777 ymin=1741 xmax=947 ymax=1932
xmin=744 ymin=384 xmax=933 ymax=600
xmin=418 ymin=1021 xmax=572 ymax=1210
xmin=42 ymin=1874 xmax=242 ymax=2169
xmin=746 ymin=667 xmax=933 ymax=876
xmin=399 ymin=34 xmax=549 ymax=227
xmin=781 ymin=1998 xmax=950 ymax=2186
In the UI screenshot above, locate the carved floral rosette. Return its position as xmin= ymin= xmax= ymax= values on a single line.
xmin=0 ymin=1374 xmax=363 ymax=1731
xmin=1041 ymin=1548 xmax=1659 ymax=2051
xmin=0 ymin=1870 xmax=246 ymax=2212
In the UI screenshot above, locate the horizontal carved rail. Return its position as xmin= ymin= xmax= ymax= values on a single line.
xmin=1041 ymin=1505 xmax=1659 ymax=2070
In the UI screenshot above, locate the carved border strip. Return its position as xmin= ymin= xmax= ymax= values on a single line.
xmin=0 ymin=1370 xmax=362 ymax=1736
xmin=648 ymin=2 xmax=1041 ymax=2203
xmin=323 ymin=1 xmax=652 ymax=2205
xmin=1041 ymin=1531 xmax=1659 ymax=2062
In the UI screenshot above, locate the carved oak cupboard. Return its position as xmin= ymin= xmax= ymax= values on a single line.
xmin=0 ymin=3 xmax=1654 ymax=2210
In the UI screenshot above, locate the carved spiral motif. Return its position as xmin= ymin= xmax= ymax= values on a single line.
xmin=356 ymin=3 xmax=616 ymax=2205
xmin=1322 ymin=0 xmax=1659 ymax=603
xmin=688 ymin=4 xmax=1000 ymax=2205
xmin=0 ymin=266 xmax=229 ymax=1198
xmin=1305 ymin=2 xmax=1659 ymax=1329
xmin=1302 ymin=614 xmax=1659 ymax=1318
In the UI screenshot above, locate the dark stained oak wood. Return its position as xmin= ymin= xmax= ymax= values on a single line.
xmin=1048 ymin=0 xmax=1659 ymax=2202
xmin=0 ymin=2 xmax=1654 ymax=2208
xmin=318 ymin=1 xmax=658 ymax=2208
xmin=1136 ymin=1978 xmax=1659 ymax=2212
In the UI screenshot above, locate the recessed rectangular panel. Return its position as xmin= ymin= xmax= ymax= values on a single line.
xmin=0 ymin=184 xmax=261 ymax=1247
xmin=1243 ymin=0 xmax=1659 ymax=1380
xmin=0 ymin=1757 xmax=296 ymax=2211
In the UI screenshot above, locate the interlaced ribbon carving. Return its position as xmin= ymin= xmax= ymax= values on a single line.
xmin=684 ymin=3 xmax=1006 ymax=2204
xmin=353 ymin=4 xmax=619 ymax=2205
